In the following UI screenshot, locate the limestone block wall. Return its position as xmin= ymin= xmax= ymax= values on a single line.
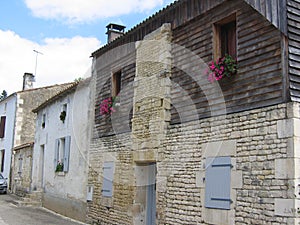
xmin=131 ymin=23 xmax=172 ymax=225
xmin=88 ymin=102 xmax=300 ymax=225
xmin=160 ymin=103 xmax=299 ymax=225
xmin=11 ymin=143 xmax=33 ymax=195
xmin=87 ymin=133 xmax=134 ymax=225
xmin=14 ymin=84 xmax=71 ymax=147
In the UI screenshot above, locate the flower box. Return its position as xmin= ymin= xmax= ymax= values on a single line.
xmin=206 ymin=54 xmax=237 ymax=82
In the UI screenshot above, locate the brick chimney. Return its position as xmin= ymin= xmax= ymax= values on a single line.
xmin=22 ymin=73 xmax=35 ymax=90
xmin=106 ymin=23 xmax=126 ymax=43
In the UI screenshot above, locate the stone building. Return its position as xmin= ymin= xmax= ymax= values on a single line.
xmin=87 ymin=0 xmax=300 ymax=224
xmin=12 ymin=142 xmax=34 ymax=196
xmin=0 ymin=72 xmax=73 ymax=192
xmin=31 ymin=78 xmax=93 ymax=222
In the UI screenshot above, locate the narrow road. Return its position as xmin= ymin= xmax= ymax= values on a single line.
xmin=0 ymin=194 xmax=87 ymax=225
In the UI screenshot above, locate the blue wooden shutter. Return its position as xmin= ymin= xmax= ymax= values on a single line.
xmin=205 ymin=156 xmax=232 ymax=210
xmin=102 ymin=162 xmax=114 ymax=197
xmin=63 ymin=136 xmax=71 ymax=172
xmin=146 ymin=164 xmax=156 ymax=225
xmin=54 ymin=139 xmax=59 ymax=170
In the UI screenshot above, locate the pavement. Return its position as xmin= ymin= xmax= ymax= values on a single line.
xmin=0 ymin=193 xmax=88 ymax=225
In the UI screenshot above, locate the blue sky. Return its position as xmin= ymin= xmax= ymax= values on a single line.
xmin=0 ymin=0 xmax=175 ymax=94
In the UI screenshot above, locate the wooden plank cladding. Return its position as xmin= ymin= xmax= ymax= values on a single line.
xmin=244 ymin=0 xmax=287 ymax=35
xmin=170 ymin=1 xmax=283 ymax=124
xmin=93 ymin=0 xmax=293 ymax=132
xmin=94 ymin=43 xmax=136 ymax=138
xmin=92 ymin=0 xmax=226 ymax=58
xmin=287 ymin=0 xmax=300 ymax=102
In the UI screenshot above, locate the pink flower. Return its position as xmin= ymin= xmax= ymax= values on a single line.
xmin=206 ymin=54 xmax=237 ymax=83
xmin=100 ymin=97 xmax=116 ymax=116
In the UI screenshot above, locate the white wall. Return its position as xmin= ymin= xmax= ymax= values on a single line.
xmin=32 ymin=82 xmax=91 ymax=202
xmin=0 ymin=95 xmax=17 ymax=182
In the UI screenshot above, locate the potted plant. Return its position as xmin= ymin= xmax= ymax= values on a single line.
xmin=60 ymin=111 xmax=66 ymax=123
xmin=55 ymin=161 xmax=64 ymax=172
xmin=206 ymin=54 xmax=237 ymax=82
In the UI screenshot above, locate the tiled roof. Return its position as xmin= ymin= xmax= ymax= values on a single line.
xmin=32 ymin=81 xmax=79 ymax=113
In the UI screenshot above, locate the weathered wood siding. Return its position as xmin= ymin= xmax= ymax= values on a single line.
xmin=94 ymin=44 xmax=135 ymax=137
xmin=93 ymin=0 xmax=230 ymax=136
xmin=93 ymin=0 xmax=288 ymax=130
xmin=171 ymin=0 xmax=284 ymax=124
xmin=287 ymin=0 xmax=300 ymax=102
xmin=245 ymin=0 xmax=287 ymax=35
xmin=92 ymin=0 xmax=226 ymax=58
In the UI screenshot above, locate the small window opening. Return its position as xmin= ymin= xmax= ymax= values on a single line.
xmin=0 ymin=150 xmax=5 ymax=172
xmin=0 ymin=116 xmax=6 ymax=138
xmin=112 ymin=70 xmax=121 ymax=97
xmin=42 ymin=113 xmax=46 ymax=128
xmin=214 ymin=14 xmax=237 ymax=59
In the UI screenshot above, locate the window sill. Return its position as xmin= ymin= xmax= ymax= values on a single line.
xmin=56 ymin=171 xmax=65 ymax=176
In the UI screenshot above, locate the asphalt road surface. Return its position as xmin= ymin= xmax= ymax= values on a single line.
xmin=0 ymin=194 xmax=87 ymax=225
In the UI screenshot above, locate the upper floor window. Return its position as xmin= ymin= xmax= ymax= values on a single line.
xmin=42 ymin=113 xmax=46 ymax=129
xmin=0 ymin=116 xmax=6 ymax=138
xmin=214 ymin=14 xmax=237 ymax=59
xmin=59 ymin=103 xmax=67 ymax=123
xmin=112 ymin=70 xmax=121 ymax=97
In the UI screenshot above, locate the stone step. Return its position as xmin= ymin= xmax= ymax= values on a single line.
xmin=9 ymin=193 xmax=43 ymax=207
xmin=12 ymin=200 xmax=42 ymax=207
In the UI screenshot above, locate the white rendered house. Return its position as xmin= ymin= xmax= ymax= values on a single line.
xmin=31 ymin=79 xmax=93 ymax=222
xmin=0 ymin=94 xmax=17 ymax=181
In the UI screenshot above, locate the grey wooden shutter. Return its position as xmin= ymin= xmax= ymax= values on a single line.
xmin=205 ymin=156 xmax=232 ymax=210
xmin=63 ymin=136 xmax=71 ymax=172
xmin=102 ymin=162 xmax=114 ymax=197
xmin=54 ymin=139 xmax=59 ymax=170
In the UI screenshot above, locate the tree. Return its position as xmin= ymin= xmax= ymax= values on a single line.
xmin=74 ymin=77 xmax=83 ymax=82
xmin=0 ymin=90 xmax=7 ymax=101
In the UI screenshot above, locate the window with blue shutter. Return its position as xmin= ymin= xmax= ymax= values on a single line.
xmin=102 ymin=162 xmax=114 ymax=197
xmin=63 ymin=136 xmax=71 ymax=172
xmin=205 ymin=156 xmax=232 ymax=210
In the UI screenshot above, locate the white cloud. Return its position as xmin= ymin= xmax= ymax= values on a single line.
xmin=0 ymin=30 xmax=100 ymax=94
xmin=24 ymin=0 xmax=166 ymax=23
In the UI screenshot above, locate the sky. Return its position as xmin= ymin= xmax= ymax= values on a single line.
xmin=0 ymin=0 xmax=176 ymax=95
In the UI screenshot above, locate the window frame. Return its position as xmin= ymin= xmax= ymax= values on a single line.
xmin=213 ymin=13 xmax=237 ymax=60
xmin=0 ymin=116 xmax=6 ymax=138
xmin=42 ymin=113 xmax=46 ymax=129
xmin=111 ymin=70 xmax=122 ymax=97
xmin=54 ymin=136 xmax=71 ymax=173
xmin=0 ymin=150 xmax=4 ymax=172
xmin=60 ymin=103 xmax=68 ymax=123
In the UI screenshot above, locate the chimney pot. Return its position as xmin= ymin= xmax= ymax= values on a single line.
xmin=106 ymin=23 xmax=126 ymax=43
xmin=22 ymin=73 xmax=35 ymax=90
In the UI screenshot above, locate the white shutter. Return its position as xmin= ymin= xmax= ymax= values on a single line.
xmin=205 ymin=156 xmax=232 ymax=210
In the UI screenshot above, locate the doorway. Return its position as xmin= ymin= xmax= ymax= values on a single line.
xmin=38 ymin=145 xmax=45 ymax=189
xmin=146 ymin=163 xmax=156 ymax=225
xmin=135 ymin=163 xmax=156 ymax=225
